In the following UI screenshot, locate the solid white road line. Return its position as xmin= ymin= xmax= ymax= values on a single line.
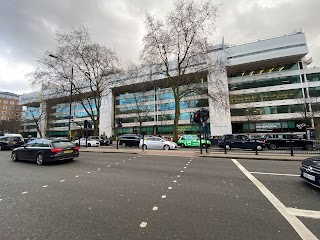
xmin=250 ymin=172 xmax=300 ymax=177
xmin=232 ymin=159 xmax=317 ymax=240
xmin=286 ymin=208 xmax=320 ymax=219
xmin=21 ymin=192 xmax=28 ymax=195
xmin=43 ymin=185 xmax=48 ymax=188
xmin=60 ymin=180 xmax=65 ymax=183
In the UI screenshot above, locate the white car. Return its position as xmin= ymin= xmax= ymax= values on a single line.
xmin=75 ymin=138 xmax=100 ymax=147
xmin=139 ymin=136 xmax=177 ymax=150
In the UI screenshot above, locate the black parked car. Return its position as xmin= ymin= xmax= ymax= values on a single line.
xmin=0 ymin=135 xmax=24 ymax=151
xmin=218 ymin=134 xmax=266 ymax=151
xmin=11 ymin=138 xmax=79 ymax=165
xmin=119 ymin=134 xmax=141 ymax=147
xmin=261 ymin=134 xmax=314 ymax=150
xmin=300 ymin=156 xmax=320 ymax=188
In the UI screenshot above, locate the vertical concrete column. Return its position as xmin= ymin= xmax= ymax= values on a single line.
xmin=99 ymin=87 xmax=113 ymax=137
xmin=207 ymin=51 xmax=232 ymax=136
xmin=39 ymin=101 xmax=47 ymax=138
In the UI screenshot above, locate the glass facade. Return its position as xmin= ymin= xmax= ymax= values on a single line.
xmin=306 ymin=73 xmax=320 ymax=82
xmin=230 ymin=89 xmax=302 ymax=104
xmin=229 ymin=75 xmax=301 ymax=91
xmin=231 ymin=104 xmax=305 ymax=116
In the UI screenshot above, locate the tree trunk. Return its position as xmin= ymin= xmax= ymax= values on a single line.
xmin=173 ymin=87 xmax=180 ymax=142
xmin=93 ymin=119 xmax=99 ymax=136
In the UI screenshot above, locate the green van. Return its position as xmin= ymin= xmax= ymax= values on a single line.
xmin=177 ymin=135 xmax=211 ymax=148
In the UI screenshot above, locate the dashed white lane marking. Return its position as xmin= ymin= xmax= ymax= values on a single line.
xmin=168 ymin=187 xmax=172 ymax=190
xmin=152 ymin=206 xmax=158 ymax=211
xmin=177 ymin=175 xmax=180 ymax=178
xmin=21 ymin=192 xmax=28 ymax=195
xmin=134 ymin=157 xmax=136 ymax=158
xmin=116 ymin=163 xmax=119 ymax=165
xmin=97 ymin=168 xmax=101 ymax=171
xmin=129 ymin=159 xmax=131 ymax=160
xmin=123 ymin=160 xmax=126 ymax=162
xmin=0 ymin=199 xmax=3 ymax=201
xmin=161 ymin=195 xmax=166 ymax=199
xmin=60 ymin=180 xmax=65 ymax=183
xmin=43 ymin=185 xmax=48 ymax=188
xmin=184 ymin=167 xmax=187 ymax=169
xmin=107 ymin=165 xmax=111 ymax=167
xmin=232 ymin=159 xmax=317 ymax=240
xmin=140 ymin=222 xmax=147 ymax=228
xmin=286 ymin=208 xmax=320 ymax=219
xmin=173 ymin=180 xmax=177 ymax=183
xmin=75 ymin=175 xmax=79 ymax=178
xmin=87 ymin=172 xmax=91 ymax=174
xmin=250 ymin=172 xmax=299 ymax=177
xmin=180 ymin=171 xmax=184 ymax=173
xmin=186 ymin=164 xmax=189 ymax=166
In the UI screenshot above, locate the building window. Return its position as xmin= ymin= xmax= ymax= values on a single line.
xmin=2 ymin=111 xmax=6 ymax=115
xmin=1 ymin=116 xmax=6 ymax=120
xmin=3 ymin=100 xmax=8 ymax=104
xmin=10 ymin=106 xmax=14 ymax=110
xmin=10 ymin=101 xmax=14 ymax=105
xmin=3 ymin=105 xmax=7 ymax=109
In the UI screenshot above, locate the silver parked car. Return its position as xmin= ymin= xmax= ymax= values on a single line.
xmin=139 ymin=136 xmax=177 ymax=150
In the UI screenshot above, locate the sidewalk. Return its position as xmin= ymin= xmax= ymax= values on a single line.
xmin=79 ymin=146 xmax=314 ymax=161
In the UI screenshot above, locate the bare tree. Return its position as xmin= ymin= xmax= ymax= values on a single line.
xmin=243 ymin=104 xmax=262 ymax=136
xmin=21 ymin=105 xmax=45 ymax=138
xmin=118 ymin=63 xmax=155 ymax=134
xmin=29 ymin=27 xmax=119 ymax=136
xmin=141 ymin=0 xmax=220 ymax=142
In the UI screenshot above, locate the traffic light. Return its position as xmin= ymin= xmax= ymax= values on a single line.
xmin=193 ymin=110 xmax=201 ymax=123
xmin=118 ymin=118 xmax=122 ymax=127
xmin=201 ymin=109 xmax=209 ymax=122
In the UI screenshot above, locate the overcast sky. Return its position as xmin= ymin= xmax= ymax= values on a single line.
xmin=0 ymin=0 xmax=319 ymax=95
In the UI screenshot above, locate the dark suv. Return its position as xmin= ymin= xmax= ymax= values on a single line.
xmin=119 ymin=134 xmax=141 ymax=147
xmin=218 ymin=134 xmax=266 ymax=151
xmin=0 ymin=136 xmax=25 ymax=151
xmin=261 ymin=134 xmax=314 ymax=150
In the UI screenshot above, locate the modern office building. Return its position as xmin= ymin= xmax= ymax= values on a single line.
xmin=0 ymin=91 xmax=21 ymax=134
xmin=19 ymin=29 xmax=320 ymax=139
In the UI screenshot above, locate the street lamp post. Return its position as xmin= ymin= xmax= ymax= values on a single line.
xmin=49 ymin=54 xmax=73 ymax=140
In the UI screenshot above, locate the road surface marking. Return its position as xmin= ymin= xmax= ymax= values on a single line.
xmin=250 ymin=172 xmax=299 ymax=177
xmin=129 ymin=159 xmax=131 ymax=160
xmin=186 ymin=164 xmax=189 ymax=166
xmin=123 ymin=160 xmax=126 ymax=162
xmin=116 ymin=163 xmax=119 ymax=165
xmin=75 ymin=175 xmax=79 ymax=178
xmin=161 ymin=195 xmax=166 ymax=199
xmin=173 ymin=180 xmax=177 ymax=183
xmin=184 ymin=167 xmax=187 ymax=169
xmin=168 ymin=187 xmax=172 ymax=190
xmin=97 ymin=168 xmax=101 ymax=171
xmin=60 ymin=180 xmax=65 ymax=182
xmin=0 ymin=199 xmax=3 ymax=201
xmin=87 ymin=172 xmax=91 ymax=174
xmin=177 ymin=175 xmax=180 ymax=177
xmin=140 ymin=222 xmax=147 ymax=228
xmin=21 ymin=192 xmax=28 ymax=195
xmin=43 ymin=185 xmax=48 ymax=188
xmin=134 ymin=157 xmax=136 ymax=158
xmin=107 ymin=165 xmax=111 ymax=167
xmin=232 ymin=159 xmax=317 ymax=240
xmin=286 ymin=208 xmax=320 ymax=219
xmin=190 ymin=158 xmax=193 ymax=160
xmin=181 ymin=171 xmax=184 ymax=173
xmin=152 ymin=206 xmax=158 ymax=211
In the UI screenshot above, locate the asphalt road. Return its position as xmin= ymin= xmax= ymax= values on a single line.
xmin=0 ymin=150 xmax=319 ymax=240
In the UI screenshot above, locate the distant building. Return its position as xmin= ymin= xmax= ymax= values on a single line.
xmin=0 ymin=91 xmax=21 ymax=134
xmin=19 ymin=29 xmax=320 ymax=138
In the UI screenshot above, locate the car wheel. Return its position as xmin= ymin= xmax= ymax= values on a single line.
xmin=181 ymin=143 xmax=185 ymax=148
xmin=269 ymin=144 xmax=277 ymax=150
xmin=87 ymin=143 xmax=91 ymax=147
xmin=11 ymin=152 xmax=18 ymax=162
xmin=305 ymin=144 xmax=313 ymax=150
xmin=163 ymin=145 xmax=170 ymax=150
xmin=225 ymin=145 xmax=231 ymax=150
xmin=36 ymin=153 xmax=45 ymax=165
xmin=122 ymin=143 xmax=126 ymax=147
xmin=0 ymin=145 xmax=2 ymax=151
